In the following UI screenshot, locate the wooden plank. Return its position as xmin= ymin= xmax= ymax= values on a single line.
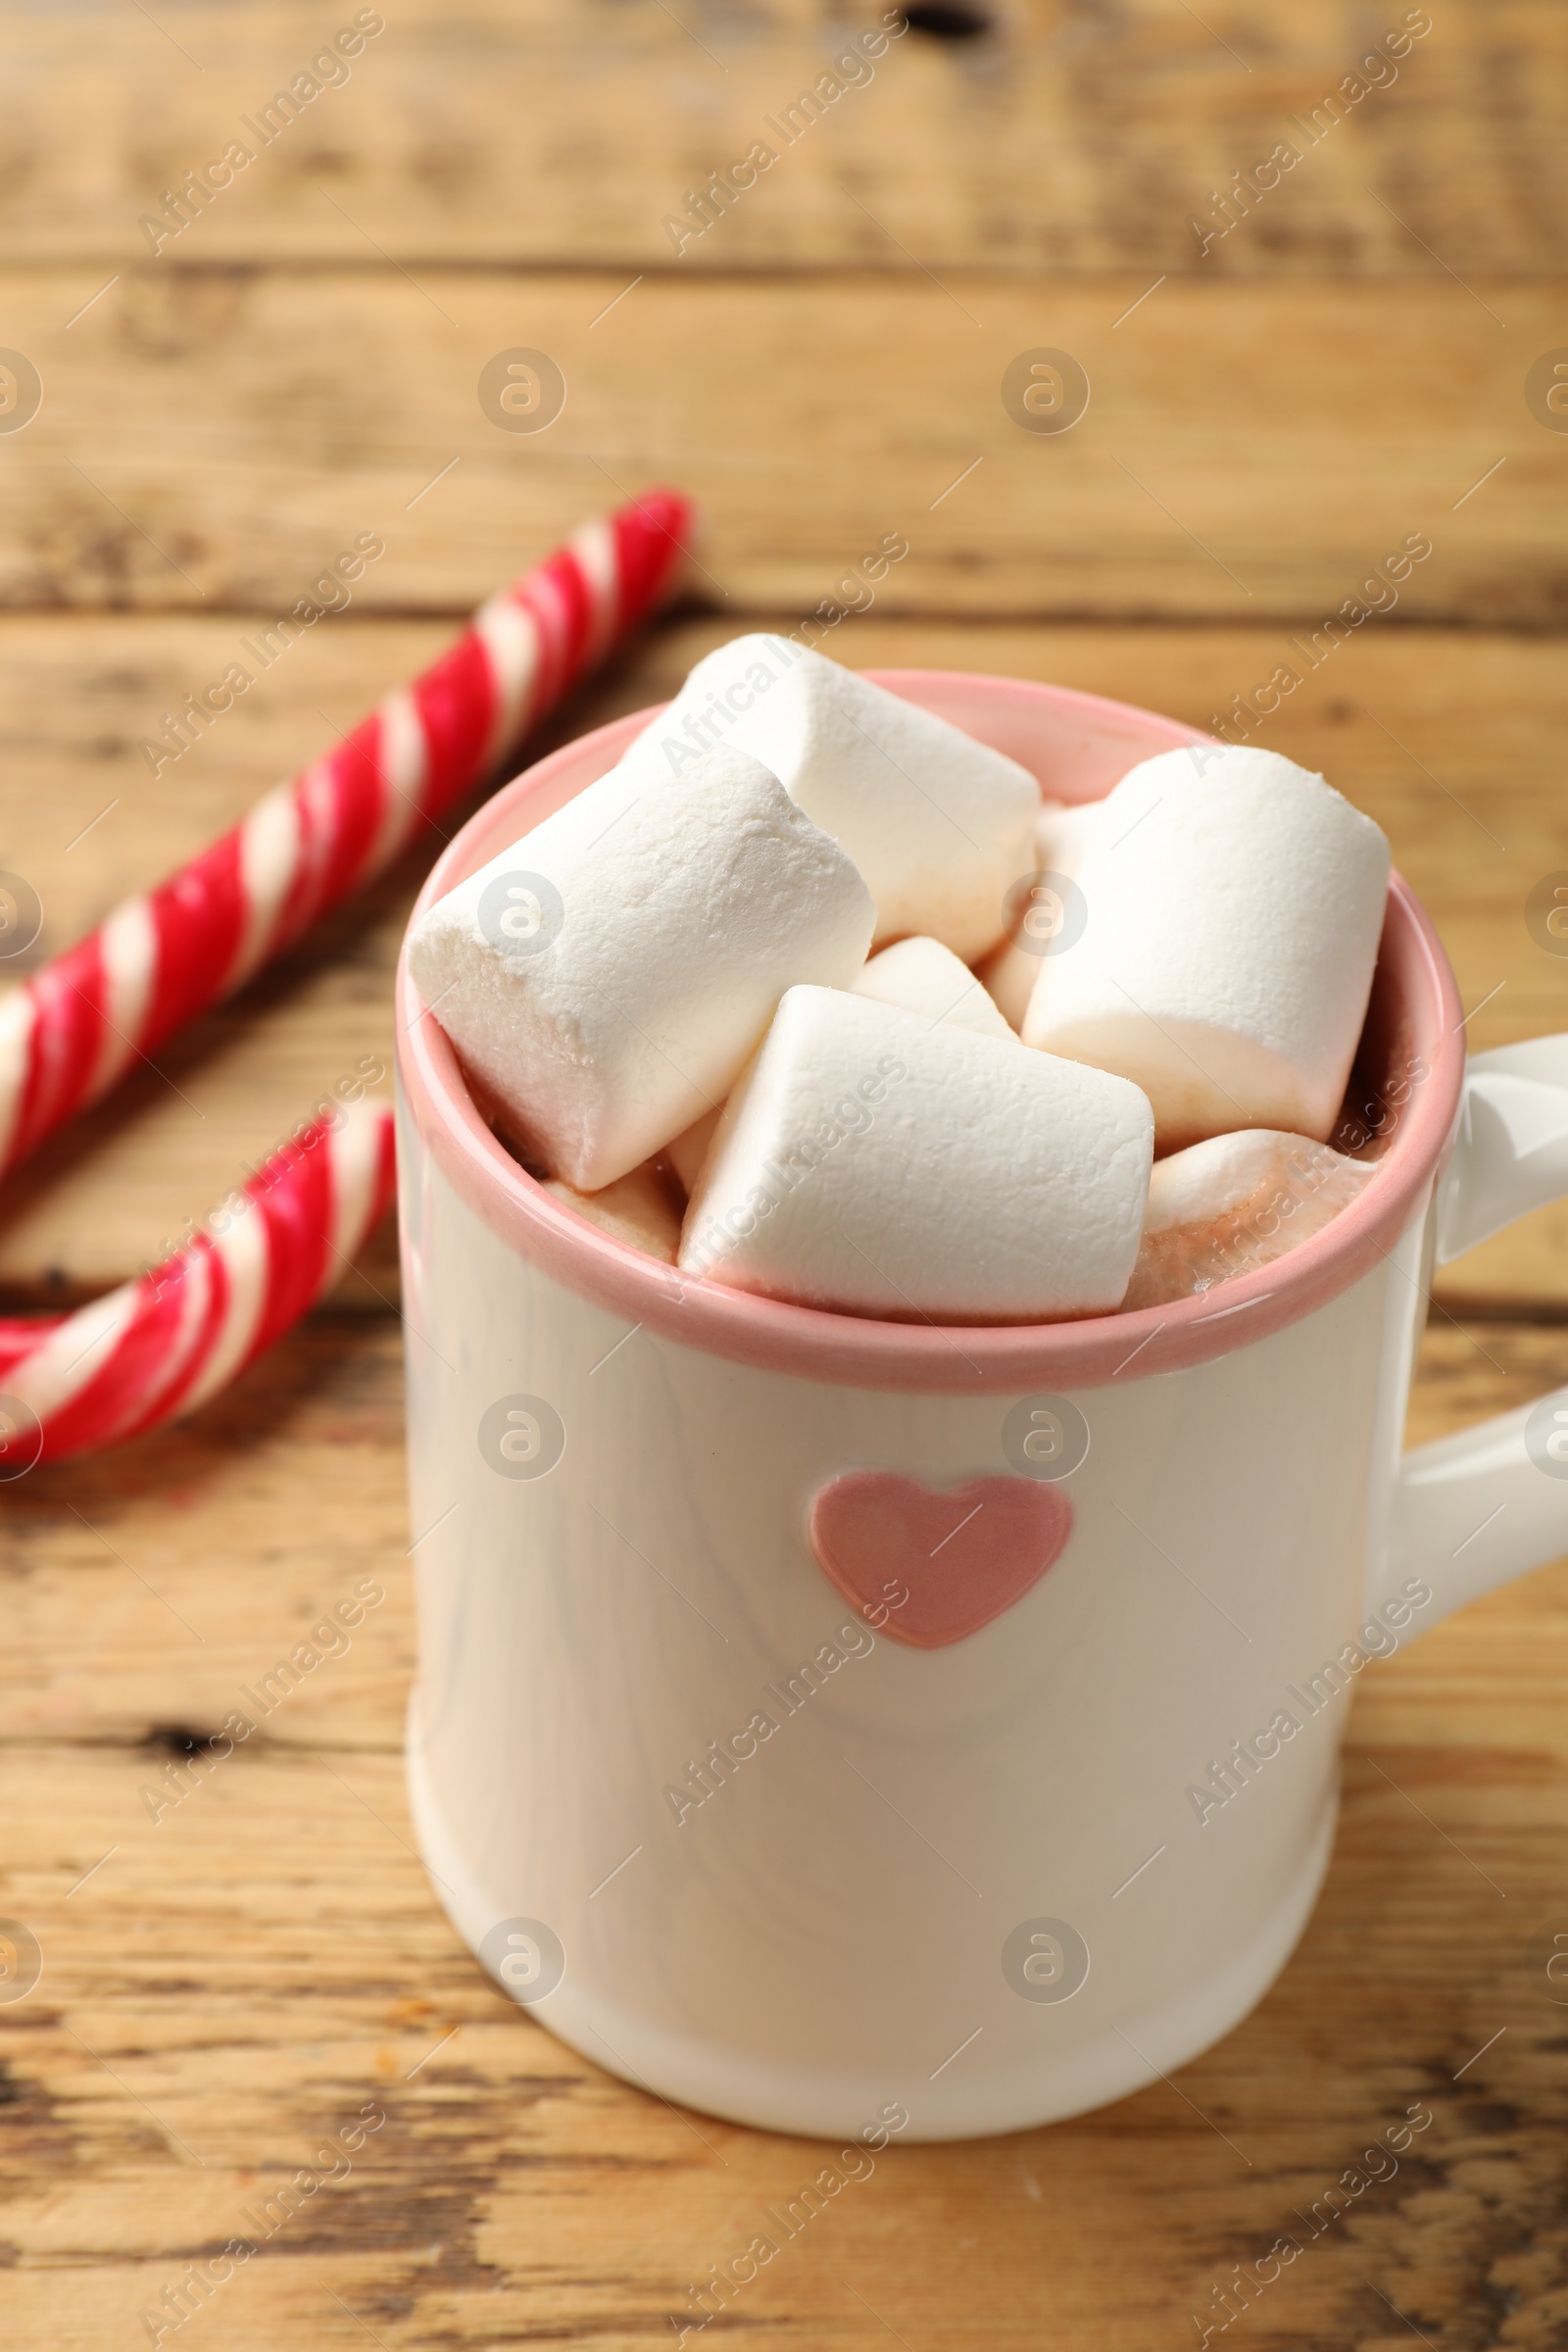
xmin=0 ymin=612 xmax=1562 ymax=1304
xmin=2 ymin=0 xmax=1561 ymax=271
xmin=2 ymin=1315 xmax=1567 ymax=2350
xmin=1 ymin=271 xmax=1556 ymax=621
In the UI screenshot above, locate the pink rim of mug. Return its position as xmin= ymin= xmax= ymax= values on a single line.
xmin=396 ymin=667 xmax=1465 ymax=1394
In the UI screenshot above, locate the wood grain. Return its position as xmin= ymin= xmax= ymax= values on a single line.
xmin=1 ymin=1316 xmax=1566 ymax=2351
xmin=2 ymin=272 xmax=1556 ymax=621
xmin=3 ymin=0 xmax=1561 ymax=273
xmin=0 ymin=611 xmax=1561 ymax=1305
xmin=4 ymin=1 xmax=1566 ymax=2340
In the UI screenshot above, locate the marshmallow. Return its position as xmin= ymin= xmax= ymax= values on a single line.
xmin=680 ymin=987 xmax=1154 ymax=1321
xmin=1023 ymin=747 xmax=1390 ymax=1152
xmin=979 ymin=798 xmax=1102 ymax=1031
xmin=852 ymin=936 xmax=1013 ymax=1040
xmin=618 ymin=635 xmax=1039 ymax=959
xmin=1122 ymin=1129 xmax=1372 ymax=1311
xmin=408 ymin=745 xmax=875 ymax=1190
xmin=544 ymin=1164 xmax=683 ymax=1264
xmin=665 ymin=1104 xmax=722 ymax=1197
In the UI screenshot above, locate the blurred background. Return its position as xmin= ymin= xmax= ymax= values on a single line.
xmin=4 ymin=5 xmax=1567 ymax=2347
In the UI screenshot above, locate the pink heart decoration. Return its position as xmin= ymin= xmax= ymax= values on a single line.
xmin=808 ymin=1472 xmax=1074 ymax=1650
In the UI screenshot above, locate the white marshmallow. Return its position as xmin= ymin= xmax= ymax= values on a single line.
xmin=1123 ymin=1129 xmax=1371 ymax=1311
xmin=544 ymin=1164 xmax=682 ymax=1264
xmin=979 ymin=798 xmax=1102 ymax=1031
xmin=665 ymin=1104 xmax=722 ymax=1197
xmin=1023 ymin=747 xmax=1390 ymax=1152
xmin=680 ymin=987 xmax=1153 ymax=1322
xmin=852 ymin=936 xmax=1013 ymax=1039
xmin=408 ymin=745 xmax=875 ymax=1190
xmin=619 ymin=635 xmax=1038 ymax=959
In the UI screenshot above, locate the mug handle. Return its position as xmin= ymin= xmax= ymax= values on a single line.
xmin=1378 ymin=1036 xmax=1568 ymax=1629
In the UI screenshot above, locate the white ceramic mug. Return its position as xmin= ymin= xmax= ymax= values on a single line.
xmin=396 ymin=671 xmax=1568 ymax=2142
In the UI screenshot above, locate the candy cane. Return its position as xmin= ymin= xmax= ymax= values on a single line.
xmin=0 ymin=1099 xmax=396 ymax=1469
xmin=0 ymin=491 xmax=694 ymax=1463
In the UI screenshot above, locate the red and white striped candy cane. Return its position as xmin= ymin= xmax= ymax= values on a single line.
xmin=0 ymin=490 xmax=695 ymax=1465
xmin=0 ymin=489 xmax=692 ymax=1175
xmin=0 ymin=1099 xmax=395 ymax=1470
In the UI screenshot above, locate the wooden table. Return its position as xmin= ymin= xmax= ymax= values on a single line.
xmin=4 ymin=4 xmax=1567 ymax=2343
